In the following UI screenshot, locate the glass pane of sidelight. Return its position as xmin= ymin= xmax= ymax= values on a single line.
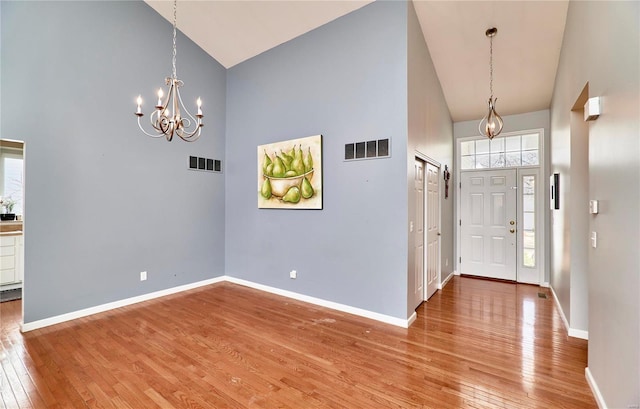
xmin=522 ymin=175 xmax=535 ymax=194
xmin=523 ymin=231 xmax=535 ymax=248
xmin=522 ymin=175 xmax=536 ymax=268
xmin=523 ymin=212 xmax=535 ymax=230
xmin=523 ymin=249 xmax=535 ymax=268
xmin=523 ymin=195 xmax=535 ymax=212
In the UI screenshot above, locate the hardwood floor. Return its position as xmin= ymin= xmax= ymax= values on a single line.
xmin=0 ymin=277 xmax=596 ymax=408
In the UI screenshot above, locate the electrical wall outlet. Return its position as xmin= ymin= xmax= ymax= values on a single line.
xmin=140 ymin=271 xmax=147 ymax=281
xmin=289 ymin=270 xmax=297 ymax=279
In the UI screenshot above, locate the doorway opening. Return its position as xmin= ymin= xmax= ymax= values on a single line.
xmin=0 ymin=139 xmax=25 ymax=308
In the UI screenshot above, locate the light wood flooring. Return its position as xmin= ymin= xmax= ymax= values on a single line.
xmin=0 ymin=276 xmax=596 ymax=408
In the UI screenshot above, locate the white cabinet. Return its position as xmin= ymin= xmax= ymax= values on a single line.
xmin=0 ymin=234 xmax=23 ymax=286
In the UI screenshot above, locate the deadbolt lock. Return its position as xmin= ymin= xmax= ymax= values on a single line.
xmin=510 ymin=220 xmax=515 ymax=225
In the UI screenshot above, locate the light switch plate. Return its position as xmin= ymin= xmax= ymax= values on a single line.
xmin=591 ymin=232 xmax=597 ymax=248
xmin=589 ymin=200 xmax=599 ymax=214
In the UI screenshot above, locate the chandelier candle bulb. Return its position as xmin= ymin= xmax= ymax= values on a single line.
xmin=197 ymin=98 xmax=203 ymax=116
xmin=156 ymin=89 xmax=163 ymax=107
xmin=136 ymin=95 xmax=143 ymax=115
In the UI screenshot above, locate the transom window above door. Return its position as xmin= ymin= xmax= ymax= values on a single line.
xmin=460 ymin=132 xmax=540 ymax=170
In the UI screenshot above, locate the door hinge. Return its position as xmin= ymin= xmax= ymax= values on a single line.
xmin=459 ymin=257 xmax=462 ymax=264
xmin=459 ymin=219 xmax=462 ymax=226
xmin=459 ymin=181 xmax=462 ymax=189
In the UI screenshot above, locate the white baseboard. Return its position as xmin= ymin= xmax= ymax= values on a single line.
xmin=22 ymin=275 xmax=414 ymax=332
xmin=550 ymin=285 xmax=570 ymax=333
xmin=453 ymin=269 xmax=460 ymax=276
xmin=439 ymin=272 xmax=454 ymax=289
xmin=225 ymin=276 xmax=413 ymax=328
xmin=21 ymin=276 xmax=226 ymax=332
xmin=407 ymin=311 xmax=417 ymax=327
xmin=569 ymin=328 xmax=589 ymax=340
xmin=585 ymin=367 xmax=607 ymax=409
xmin=549 ymin=285 xmax=589 ymax=340
xmin=540 ymin=281 xmax=550 ymax=288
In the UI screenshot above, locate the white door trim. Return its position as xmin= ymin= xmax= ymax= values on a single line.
xmin=415 ymin=151 xmax=441 ymax=301
xmin=424 ymin=161 xmax=440 ymax=300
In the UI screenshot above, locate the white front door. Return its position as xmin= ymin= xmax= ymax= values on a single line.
xmin=413 ymin=159 xmax=425 ymax=308
xmin=425 ymin=163 xmax=440 ymax=299
xmin=460 ymin=169 xmax=517 ymax=281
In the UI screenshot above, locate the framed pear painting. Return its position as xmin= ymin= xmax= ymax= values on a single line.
xmin=258 ymin=134 xmax=322 ymax=209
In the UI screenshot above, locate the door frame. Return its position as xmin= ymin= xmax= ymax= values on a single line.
xmin=454 ymin=129 xmax=546 ymax=286
xmin=415 ymin=151 xmax=441 ymax=301
xmin=0 ymin=138 xmax=26 ymax=326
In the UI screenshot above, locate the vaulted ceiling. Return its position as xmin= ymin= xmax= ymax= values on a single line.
xmin=145 ymin=0 xmax=569 ymax=122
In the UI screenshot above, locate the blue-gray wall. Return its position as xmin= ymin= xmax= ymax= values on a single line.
xmin=1 ymin=1 xmax=227 ymax=323
xmin=225 ymin=1 xmax=410 ymax=319
xmin=550 ymin=1 xmax=639 ymax=406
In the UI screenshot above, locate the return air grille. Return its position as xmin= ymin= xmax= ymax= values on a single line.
xmin=189 ymin=156 xmax=222 ymax=173
xmin=344 ymin=138 xmax=390 ymax=161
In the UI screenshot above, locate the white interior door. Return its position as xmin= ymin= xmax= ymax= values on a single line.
xmin=425 ymin=163 xmax=440 ymax=299
xmin=413 ymin=159 xmax=425 ymax=308
xmin=460 ymin=169 xmax=517 ymax=281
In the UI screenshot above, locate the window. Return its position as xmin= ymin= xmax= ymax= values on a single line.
xmin=522 ymin=175 xmax=536 ymax=268
xmin=1 ymin=150 xmax=23 ymax=216
xmin=460 ymin=132 xmax=540 ymax=170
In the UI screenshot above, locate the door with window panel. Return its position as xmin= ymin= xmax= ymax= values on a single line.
xmin=458 ymin=131 xmax=542 ymax=284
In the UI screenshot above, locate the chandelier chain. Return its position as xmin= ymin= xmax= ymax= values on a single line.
xmin=489 ymin=33 xmax=493 ymax=98
xmin=172 ymin=0 xmax=177 ymax=80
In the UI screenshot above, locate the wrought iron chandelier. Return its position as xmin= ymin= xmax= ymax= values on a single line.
xmin=135 ymin=0 xmax=203 ymax=142
xmin=478 ymin=27 xmax=503 ymax=140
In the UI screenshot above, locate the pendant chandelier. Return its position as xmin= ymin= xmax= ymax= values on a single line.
xmin=478 ymin=27 xmax=503 ymax=140
xmin=135 ymin=0 xmax=203 ymax=142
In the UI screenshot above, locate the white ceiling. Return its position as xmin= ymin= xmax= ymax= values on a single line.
xmin=145 ymin=0 xmax=569 ymax=122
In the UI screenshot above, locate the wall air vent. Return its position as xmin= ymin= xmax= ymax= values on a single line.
xmin=344 ymin=138 xmax=390 ymax=161
xmin=189 ymin=156 xmax=222 ymax=173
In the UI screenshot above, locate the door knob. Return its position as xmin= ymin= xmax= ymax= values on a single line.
xmin=509 ymin=228 xmax=516 ymax=233
xmin=510 ymin=220 xmax=515 ymax=225
xmin=437 ymin=232 xmax=441 ymax=236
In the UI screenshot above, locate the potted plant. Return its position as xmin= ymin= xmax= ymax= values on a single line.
xmin=0 ymin=197 xmax=16 ymax=221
